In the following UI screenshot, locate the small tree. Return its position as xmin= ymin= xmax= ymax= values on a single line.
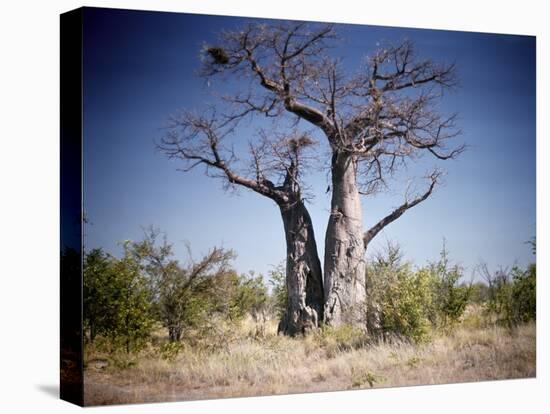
xmin=130 ymin=228 xmax=237 ymax=342
xmin=366 ymin=243 xmax=433 ymax=343
xmin=83 ymin=248 xmax=111 ymax=343
xmin=230 ymin=272 xmax=269 ymax=322
xmin=480 ymin=261 xmax=536 ymax=327
xmin=428 ymin=242 xmax=471 ymax=328
xmin=511 ymin=264 xmax=536 ymax=323
xmin=110 ymin=246 xmax=155 ymax=353
xmin=83 ymin=246 xmax=154 ymax=352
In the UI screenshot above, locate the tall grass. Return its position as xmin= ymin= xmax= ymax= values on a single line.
xmin=84 ymin=315 xmax=535 ymax=406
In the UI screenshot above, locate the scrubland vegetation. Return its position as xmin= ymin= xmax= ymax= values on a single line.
xmin=84 ymin=318 xmax=535 ymax=405
xmin=81 ymin=231 xmax=536 ymax=406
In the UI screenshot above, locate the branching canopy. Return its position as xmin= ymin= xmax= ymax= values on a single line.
xmin=158 ymin=108 xmax=318 ymax=208
xmin=162 ymin=22 xmax=465 ymax=250
xmin=199 ymin=23 xmax=463 ymax=197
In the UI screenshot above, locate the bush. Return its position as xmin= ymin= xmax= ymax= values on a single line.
xmin=511 ymin=264 xmax=536 ymax=323
xmin=229 ymin=272 xmax=269 ymax=321
xmin=427 ymin=244 xmax=471 ymax=328
xmin=83 ymin=246 xmax=155 ymax=353
xmin=110 ymin=248 xmax=155 ymax=352
xmin=85 ymin=227 xmax=277 ymax=353
xmin=480 ymin=262 xmax=536 ymax=327
xmin=83 ymin=248 xmax=112 ymax=343
xmin=129 ymin=229 xmax=240 ymax=342
xmin=366 ymin=241 xmax=475 ymax=342
xmin=366 ymin=243 xmax=434 ymax=343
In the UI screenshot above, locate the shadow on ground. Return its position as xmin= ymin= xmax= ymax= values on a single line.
xmin=36 ymin=384 xmax=58 ymax=399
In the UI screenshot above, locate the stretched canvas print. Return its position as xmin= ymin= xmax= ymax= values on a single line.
xmin=60 ymin=6 xmax=536 ymax=407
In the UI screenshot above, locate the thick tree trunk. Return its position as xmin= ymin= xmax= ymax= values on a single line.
xmin=278 ymin=200 xmax=324 ymax=336
xmin=323 ymin=152 xmax=367 ymax=327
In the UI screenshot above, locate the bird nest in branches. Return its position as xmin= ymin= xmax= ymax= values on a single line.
xmin=206 ymin=46 xmax=229 ymax=65
xmin=288 ymin=134 xmax=315 ymax=153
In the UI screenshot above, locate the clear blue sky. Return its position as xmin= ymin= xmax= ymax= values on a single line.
xmin=83 ymin=7 xmax=536 ymax=279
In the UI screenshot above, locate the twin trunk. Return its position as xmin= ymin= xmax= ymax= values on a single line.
xmin=278 ymin=152 xmax=367 ymax=334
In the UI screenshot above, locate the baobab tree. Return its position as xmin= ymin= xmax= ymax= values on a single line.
xmin=160 ymin=21 xmax=463 ymax=332
xmin=159 ymin=113 xmax=324 ymax=335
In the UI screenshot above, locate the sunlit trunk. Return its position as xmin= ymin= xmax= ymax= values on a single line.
xmin=323 ymin=152 xmax=367 ymax=327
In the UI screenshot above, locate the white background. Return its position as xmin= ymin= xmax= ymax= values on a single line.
xmin=0 ymin=0 xmax=547 ymax=412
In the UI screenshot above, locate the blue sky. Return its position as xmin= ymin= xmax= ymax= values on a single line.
xmin=83 ymin=7 xmax=535 ymax=279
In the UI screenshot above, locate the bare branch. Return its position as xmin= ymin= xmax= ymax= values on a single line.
xmin=158 ymin=111 xmax=286 ymax=202
xmin=200 ymin=22 xmax=338 ymax=138
xmin=371 ymin=41 xmax=457 ymax=91
xmin=184 ymin=247 xmax=235 ymax=291
xmin=363 ymin=170 xmax=441 ymax=247
xmin=158 ymin=110 xmax=319 ymax=208
xmin=340 ymin=40 xmax=462 ymax=168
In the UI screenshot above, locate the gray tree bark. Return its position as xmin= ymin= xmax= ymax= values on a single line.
xmin=278 ymin=194 xmax=324 ymax=335
xmin=323 ymin=152 xmax=367 ymax=327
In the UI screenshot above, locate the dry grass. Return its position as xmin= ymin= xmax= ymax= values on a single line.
xmin=84 ymin=319 xmax=535 ymax=406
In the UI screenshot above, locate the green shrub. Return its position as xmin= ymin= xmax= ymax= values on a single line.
xmin=382 ymin=266 xmax=433 ymax=343
xmin=83 ymin=248 xmax=113 ymax=343
xmin=428 ymin=243 xmax=471 ymax=328
xmin=85 ymin=227 xmax=277 ymax=352
xmin=481 ymin=262 xmax=536 ymax=327
xmin=107 ymin=245 xmax=155 ymax=353
xmin=129 ymin=228 xmax=241 ymax=342
xmin=511 ymin=264 xmax=536 ymax=323
xmin=229 ymin=272 xmax=269 ymax=321
xmin=366 ymin=243 xmax=434 ymax=343
xmin=366 ymin=241 xmax=475 ymax=342
xmin=83 ymin=246 xmax=154 ymax=353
